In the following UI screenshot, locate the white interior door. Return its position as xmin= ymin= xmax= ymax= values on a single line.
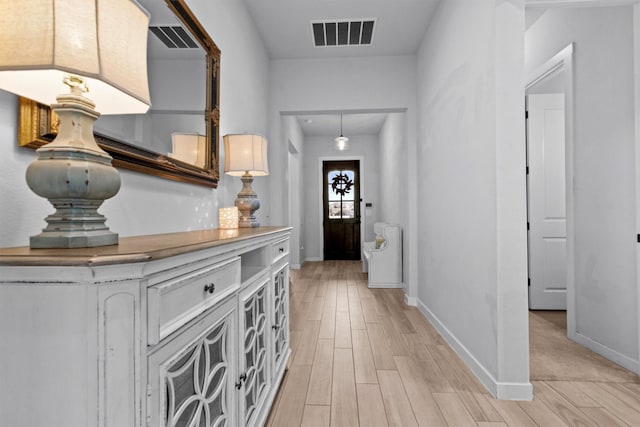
xmin=527 ymin=93 xmax=567 ymax=310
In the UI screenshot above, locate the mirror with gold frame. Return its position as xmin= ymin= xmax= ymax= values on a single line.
xmin=18 ymin=0 xmax=221 ymax=188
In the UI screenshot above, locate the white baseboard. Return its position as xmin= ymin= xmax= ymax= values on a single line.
xmin=571 ymin=331 xmax=640 ymax=375
xmin=368 ymin=283 xmax=403 ymax=289
xmin=290 ymin=264 xmax=301 ymax=270
xmin=404 ymin=294 xmax=417 ymax=306
xmin=304 ymin=257 xmax=323 ymax=263
xmin=416 ymin=299 xmax=532 ymax=400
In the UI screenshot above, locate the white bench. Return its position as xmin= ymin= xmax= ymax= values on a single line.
xmin=362 ymin=222 xmax=402 ymax=288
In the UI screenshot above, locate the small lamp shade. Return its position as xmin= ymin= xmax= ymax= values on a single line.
xmin=219 ymin=207 xmax=239 ymax=229
xmin=223 ymin=134 xmax=269 ymax=176
xmin=170 ymin=133 xmax=206 ymax=168
xmin=0 ymin=0 xmax=151 ymax=114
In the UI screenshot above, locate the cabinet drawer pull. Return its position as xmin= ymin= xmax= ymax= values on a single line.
xmin=279 ymin=247 xmax=284 ymax=253
xmin=204 ymin=283 xmax=215 ymax=294
xmin=272 ymin=325 xmax=280 ymax=331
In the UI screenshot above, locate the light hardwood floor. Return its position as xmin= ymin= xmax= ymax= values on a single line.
xmin=266 ymin=261 xmax=640 ymax=426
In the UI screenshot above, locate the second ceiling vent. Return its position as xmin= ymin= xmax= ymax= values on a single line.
xmin=149 ymin=25 xmax=199 ymax=49
xmin=311 ymin=19 xmax=375 ymax=47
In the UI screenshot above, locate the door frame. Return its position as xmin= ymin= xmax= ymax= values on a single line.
xmin=526 ymin=42 xmax=575 ymax=336
xmin=528 ymin=0 xmax=640 ymax=377
xmin=318 ymin=155 xmax=365 ymax=260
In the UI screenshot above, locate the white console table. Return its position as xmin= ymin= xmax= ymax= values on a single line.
xmin=0 ymin=226 xmax=291 ymax=427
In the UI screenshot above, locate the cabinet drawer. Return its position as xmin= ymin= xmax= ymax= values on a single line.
xmin=272 ymin=238 xmax=289 ymax=264
xmin=148 ymin=257 xmax=240 ymax=345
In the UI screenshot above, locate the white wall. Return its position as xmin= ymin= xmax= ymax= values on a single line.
xmin=268 ymin=55 xmax=418 ymax=294
xmin=526 ymin=6 xmax=638 ymax=370
xmin=302 ymin=135 xmax=380 ymax=261
xmin=282 ymin=115 xmax=305 ymax=268
xmin=378 ymin=113 xmax=405 ymax=226
xmin=0 ymin=0 xmax=269 ymax=247
xmin=378 ymin=112 xmax=408 ymax=282
xmin=416 ymin=0 xmax=530 ymax=399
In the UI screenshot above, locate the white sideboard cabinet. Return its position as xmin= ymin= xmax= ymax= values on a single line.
xmin=0 ymin=227 xmax=291 ymax=427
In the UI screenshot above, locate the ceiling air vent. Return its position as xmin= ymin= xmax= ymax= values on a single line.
xmin=149 ymin=25 xmax=199 ymax=49
xmin=311 ymin=19 xmax=376 ymax=47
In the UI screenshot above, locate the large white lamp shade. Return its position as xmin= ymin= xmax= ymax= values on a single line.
xmin=0 ymin=0 xmax=150 ymax=114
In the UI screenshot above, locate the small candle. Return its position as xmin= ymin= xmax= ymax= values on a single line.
xmin=219 ymin=207 xmax=239 ymax=229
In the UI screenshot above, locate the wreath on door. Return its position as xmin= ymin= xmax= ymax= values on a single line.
xmin=331 ymin=172 xmax=353 ymax=196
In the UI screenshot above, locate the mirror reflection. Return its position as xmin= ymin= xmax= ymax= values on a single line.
xmin=94 ymin=0 xmax=207 ymax=168
xmin=94 ymin=0 xmax=206 ymax=167
xmin=17 ymin=0 xmax=220 ymax=188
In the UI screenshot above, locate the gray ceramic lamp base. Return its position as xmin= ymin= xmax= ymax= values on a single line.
xmin=235 ymin=173 xmax=261 ymax=228
xmin=25 ymin=89 xmax=121 ymax=248
xmin=29 ymin=198 xmax=118 ymax=248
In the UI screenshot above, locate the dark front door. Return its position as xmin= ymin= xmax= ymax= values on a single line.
xmin=323 ymin=160 xmax=361 ymax=260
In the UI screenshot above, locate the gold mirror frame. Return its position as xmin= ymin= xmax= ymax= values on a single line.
xmin=18 ymin=0 xmax=221 ymax=188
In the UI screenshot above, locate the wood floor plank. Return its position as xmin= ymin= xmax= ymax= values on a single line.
xmin=288 ymin=329 xmax=303 ymax=368
xmin=377 ymin=369 xmax=418 ymax=427
xmin=352 ymin=329 xmax=378 ymax=384
xmin=291 ymin=301 xmax=312 ymax=331
xmin=379 ymin=315 xmax=409 ymax=356
xmin=361 ymin=298 xmax=380 ymax=323
xmin=348 ymin=299 xmax=366 ymax=330
xmin=301 ymin=405 xmax=331 ymax=427
xmin=303 ymin=283 xmax=318 ymax=302
xmin=404 ymin=309 xmax=442 ymax=345
xmin=428 ymin=344 xmax=482 ymax=393
xmin=579 ymin=407 xmax=630 ymax=427
xmin=578 ymin=382 xmax=640 ymax=425
xmin=546 ymin=381 xmax=600 ymax=408
xmin=532 ymin=381 xmax=600 ymax=427
xmin=433 ymin=392 xmax=478 ymax=427
xmin=336 ymin=281 xmax=349 ymax=312
xmin=356 ymin=383 xmax=389 ymax=427
xmin=517 ymin=396 xmax=571 ymax=427
xmin=334 ymin=310 xmax=352 ymax=348
xmin=366 ymin=322 xmax=397 ymax=370
xmin=598 ymin=382 xmax=640 ymax=412
xmin=456 ymin=391 xmax=503 ymax=423
xmin=487 ymin=399 xmax=537 ymax=427
xmin=294 ymin=320 xmax=321 ymax=366
xmin=307 ymin=295 xmax=326 ymax=321
xmin=270 ymin=261 xmax=640 ymax=427
xmin=307 ymin=339 xmax=335 ymax=405
xmin=406 ymin=343 xmax=454 ymax=393
xmin=269 ymin=364 xmax=313 ymax=427
xmin=394 ymin=355 xmax=447 ymax=426
xmin=331 ymin=348 xmax=359 ymax=427
xmin=347 ymin=280 xmax=360 ymax=302
xmin=372 ymin=292 xmax=392 ymax=317
xmin=318 ymin=296 xmax=337 ymax=340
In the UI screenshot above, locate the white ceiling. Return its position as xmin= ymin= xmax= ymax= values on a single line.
xmin=296 ymin=113 xmax=388 ymax=137
xmin=243 ymin=0 xmax=441 ymax=60
xmin=140 ymin=0 xmax=552 ymax=137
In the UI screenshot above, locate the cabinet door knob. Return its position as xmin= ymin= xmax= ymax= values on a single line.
xmin=204 ymin=283 xmax=215 ymax=294
xmin=272 ymin=325 xmax=280 ymax=331
xmin=235 ymin=373 xmax=247 ymax=389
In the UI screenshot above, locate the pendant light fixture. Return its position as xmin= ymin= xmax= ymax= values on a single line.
xmin=335 ymin=114 xmax=349 ymax=151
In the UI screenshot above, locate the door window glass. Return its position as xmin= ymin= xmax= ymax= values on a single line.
xmin=327 ymin=170 xmax=355 ymax=219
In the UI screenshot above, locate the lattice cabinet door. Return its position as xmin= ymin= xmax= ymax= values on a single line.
xmin=147 ymin=296 xmax=238 ymax=427
xmin=237 ymin=274 xmax=271 ymax=427
xmin=271 ymin=262 xmax=290 ymax=379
